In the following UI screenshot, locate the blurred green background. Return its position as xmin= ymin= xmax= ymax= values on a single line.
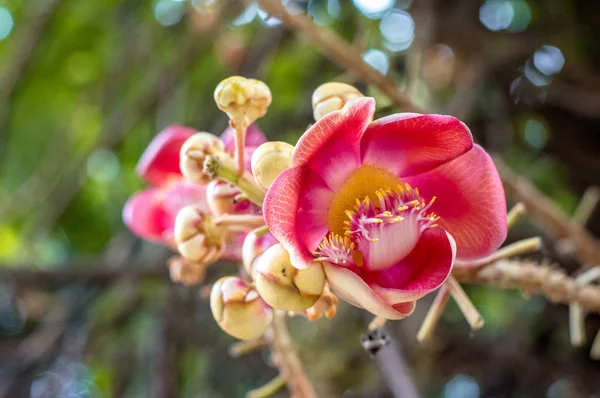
xmin=1 ymin=0 xmax=599 ymax=397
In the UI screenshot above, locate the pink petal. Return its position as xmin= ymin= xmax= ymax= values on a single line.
xmin=367 ymin=229 xmax=455 ymax=303
xmin=292 ymin=97 xmax=376 ymax=190
xmin=404 ymin=145 xmax=507 ymax=260
xmin=122 ymin=188 xmax=171 ymax=242
xmin=323 ymin=262 xmax=416 ymax=320
xmin=222 ymin=232 xmax=246 ymax=261
xmin=264 ymin=166 xmax=334 ymax=269
xmin=221 ymin=123 xmax=267 ymax=152
xmin=123 ymin=181 xmax=208 ymax=244
xmin=136 ymin=125 xmax=196 ymax=187
xmin=161 ymin=180 xmax=209 ymax=215
xmin=361 ymin=113 xmax=473 ymax=177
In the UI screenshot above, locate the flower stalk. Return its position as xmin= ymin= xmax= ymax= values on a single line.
xmin=368 ymin=316 xmax=387 ymax=331
xmin=417 ymin=284 xmax=451 ymax=342
xmin=454 ymin=237 xmax=543 ymax=269
xmin=506 ymin=202 xmax=526 ymax=229
xmin=233 ymin=122 xmax=248 ymax=175
xmin=447 ymin=276 xmax=484 ymax=331
xmin=230 ymin=336 xmax=272 ymax=358
xmin=246 ymin=375 xmax=286 ymax=398
xmin=204 ymin=155 xmax=266 ymax=206
xmin=216 ymin=214 xmax=266 ymax=232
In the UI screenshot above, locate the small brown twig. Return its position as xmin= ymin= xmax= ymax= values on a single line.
xmin=0 ymin=264 xmax=167 ymax=287
xmin=250 ymin=0 xmax=424 ymax=113
xmin=270 ymin=311 xmax=317 ymax=398
xmin=494 ymin=157 xmax=600 ymax=266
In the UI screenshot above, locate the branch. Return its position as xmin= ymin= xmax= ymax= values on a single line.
xmin=250 ymin=0 xmax=424 ymax=113
xmin=494 ymin=157 xmax=600 ymax=266
xmin=452 ymin=259 xmax=600 ymax=314
xmin=270 ymin=311 xmax=317 ymax=398
xmin=0 ymin=264 xmax=166 ymax=286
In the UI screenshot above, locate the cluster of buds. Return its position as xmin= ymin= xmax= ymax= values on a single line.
xmin=155 ymin=76 xmax=351 ymax=341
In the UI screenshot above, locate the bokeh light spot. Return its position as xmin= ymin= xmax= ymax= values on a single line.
xmin=258 ymin=8 xmax=282 ymax=27
xmin=0 ymin=6 xmax=14 ymax=41
xmin=380 ymin=10 xmax=414 ymax=52
xmin=479 ymin=0 xmax=514 ymax=31
xmin=327 ymin=0 xmax=341 ymax=19
xmin=362 ymin=49 xmax=390 ymax=75
xmin=233 ymin=3 xmax=259 ymax=26
xmin=86 ymin=149 xmax=120 ymax=183
xmin=507 ymin=0 xmax=531 ymax=32
xmin=308 ymin=0 xmax=333 ymax=26
xmin=65 ymin=52 xmax=99 ymax=86
xmin=154 ymin=0 xmax=186 ymax=27
xmin=534 ymin=45 xmax=565 ymax=76
xmin=524 ymin=60 xmax=551 ymax=87
xmin=443 ymin=374 xmax=480 ymax=398
xmin=352 ymin=0 xmax=394 ymax=19
xmin=0 ymin=294 xmax=27 ymax=336
xmin=523 ymin=117 xmax=549 ymax=150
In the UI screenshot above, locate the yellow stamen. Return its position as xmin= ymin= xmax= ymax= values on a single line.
xmin=327 ymin=163 xmax=403 ymax=235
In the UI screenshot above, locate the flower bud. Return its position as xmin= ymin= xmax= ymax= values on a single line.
xmin=168 ymin=256 xmax=206 ymax=286
xmin=251 ymin=142 xmax=294 ymax=189
xmin=214 ymin=76 xmax=271 ymax=127
xmin=242 ymin=230 xmax=278 ymax=278
xmin=180 ymin=132 xmax=226 ymax=185
xmin=206 ymin=180 xmax=254 ymax=216
xmin=312 ymin=82 xmax=363 ymax=121
xmin=174 ymin=205 xmax=225 ymax=263
xmin=255 ymin=243 xmax=325 ymax=311
xmin=210 ymin=276 xmax=273 ymax=340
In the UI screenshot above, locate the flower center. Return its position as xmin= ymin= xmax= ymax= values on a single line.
xmin=318 ymin=168 xmax=439 ymax=271
xmin=327 ymin=163 xmax=402 ymax=236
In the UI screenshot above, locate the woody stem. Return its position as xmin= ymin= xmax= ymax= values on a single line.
xmin=270 ymin=310 xmax=317 ymax=398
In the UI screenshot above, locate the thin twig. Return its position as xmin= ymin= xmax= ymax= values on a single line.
xmin=494 ymin=157 xmax=600 ymax=266
xmin=0 ymin=0 xmax=62 ymax=150
xmin=0 ymin=264 xmax=166 ymax=286
xmin=250 ymin=0 xmax=424 ymax=113
xmin=591 ymin=329 xmax=600 ymax=360
xmin=569 ymin=302 xmax=586 ymax=347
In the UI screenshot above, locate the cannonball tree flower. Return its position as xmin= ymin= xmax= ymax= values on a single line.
xmin=123 ymin=124 xmax=266 ymax=259
xmin=264 ymin=98 xmax=507 ymax=320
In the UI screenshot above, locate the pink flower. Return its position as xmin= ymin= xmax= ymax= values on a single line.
xmin=264 ymin=98 xmax=506 ymax=319
xmin=123 ymin=124 xmax=266 ymax=253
